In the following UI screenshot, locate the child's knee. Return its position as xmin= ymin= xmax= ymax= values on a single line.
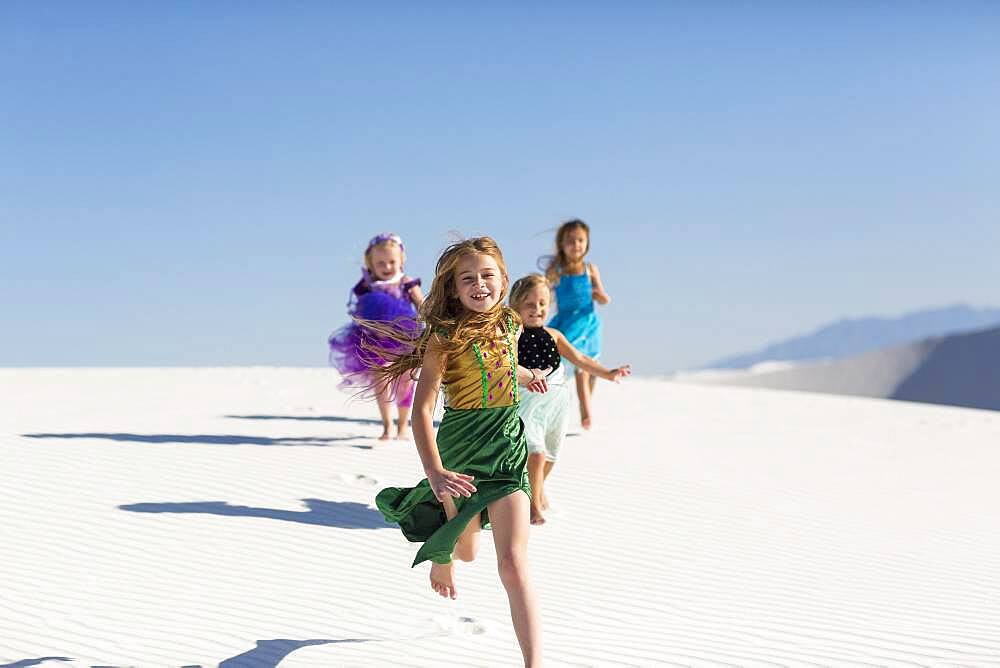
xmin=496 ymin=548 xmax=528 ymax=583
xmin=454 ymin=534 xmax=479 ymax=562
xmin=454 ymin=544 xmax=478 ymax=562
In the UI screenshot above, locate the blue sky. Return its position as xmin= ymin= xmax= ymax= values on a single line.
xmin=3 ymin=2 xmax=998 ymax=373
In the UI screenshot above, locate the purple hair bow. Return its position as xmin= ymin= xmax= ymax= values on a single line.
xmin=367 ymin=232 xmax=404 ymax=254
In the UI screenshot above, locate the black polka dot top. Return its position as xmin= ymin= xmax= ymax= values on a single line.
xmin=518 ymin=327 xmax=561 ymax=375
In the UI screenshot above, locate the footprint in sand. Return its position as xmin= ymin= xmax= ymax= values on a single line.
xmin=457 ymin=616 xmax=488 ymax=635
xmin=338 ymin=473 xmax=380 ymax=488
xmin=428 ymin=614 xmax=488 ymax=636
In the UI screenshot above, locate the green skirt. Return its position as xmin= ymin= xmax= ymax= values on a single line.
xmin=376 ymin=404 xmax=531 ymax=566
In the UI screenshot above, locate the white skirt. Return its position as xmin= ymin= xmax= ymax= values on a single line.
xmin=517 ymin=365 xmax=573 ymax=462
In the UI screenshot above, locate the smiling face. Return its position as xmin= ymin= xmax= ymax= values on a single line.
xmin=514 ymin=283 xmax=550 ymax=328
xmin=560 ymin=227 xmax=589 ymax=263
xmin=453 ymin=253 xmax=505 ymax=313
xmin=367 ymin=243 xmax=404 ymax=280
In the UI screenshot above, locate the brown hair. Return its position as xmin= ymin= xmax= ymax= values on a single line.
xmin=509 ymin=273 xmax=550 ymax=309
xmin=544 ymin=219 xmax=590 ymax=284
xmin=364 ymin=236 xmax=521 ymax=394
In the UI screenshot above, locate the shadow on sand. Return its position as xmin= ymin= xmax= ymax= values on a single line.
xmin=226 ymin=414 xmax=382 ymax=425
xmin=219 ymin=638 xmax=372 ymax=667
xmin=21 ymin=433 xmax=372 ymax=449
xmin=120 ymin=499 xmax=391 ymax=530
xmin=225 ymin=414 xmax=442 ymax=427
xmin=1 ymin=659 xmax=72 ymax=668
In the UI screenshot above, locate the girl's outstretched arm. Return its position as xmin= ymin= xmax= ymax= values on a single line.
xmin=413 ymin=335 xmax=477 ymax=501
xmin=546 ymin=327 xmax=631 ymax=382
xmin=588 ymin=262 xmax=611 ymax=305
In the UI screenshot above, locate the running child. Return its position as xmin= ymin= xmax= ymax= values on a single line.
xmin=328 ymin=233 xmax=424 ymax=440
xmin=544 ymin=219 xmax=612 ymax=429
xmin=510 ymin=273 xmax=631 ymax=525
xmin=373 ymin=237 xmax=549 ymax=666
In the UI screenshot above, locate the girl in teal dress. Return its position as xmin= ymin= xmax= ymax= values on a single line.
xmin=544 ymin=219 xmax=613 ymax=429
xmin=370 ymin=237 xmax=550 ymax=667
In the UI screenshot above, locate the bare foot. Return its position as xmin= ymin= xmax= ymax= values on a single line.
xmin=540 ymin=491 xmax=551 ymax=511
xmin=530 ymin=501 xmax=546 ymax=525
xmin=378 ymin=429 xmax=392 ymax=441
xmin=430 ymin=561 xmax=457 ymax=599
xmin=581 ymin=415 xmax=592 ymax=430
xmin=395 ymin=428 xmax=411 ymax=441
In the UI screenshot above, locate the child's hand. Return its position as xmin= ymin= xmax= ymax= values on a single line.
xmin=526 ymin=367 xmax=551 ymax=393
xmin=606 ymin=364 xmax=632 ymax=383
xmin=427 ymin=468 xmax=477 ymax=501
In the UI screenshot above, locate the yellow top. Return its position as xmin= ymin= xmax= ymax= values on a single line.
xmin=440 ymin=328 xmax=520 ymax=410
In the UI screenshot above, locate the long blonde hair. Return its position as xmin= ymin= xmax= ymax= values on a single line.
xmin=543 ymin=219 xmax=590 ymax=284
xmin=365 ymin=236 xmax=521 ymax=393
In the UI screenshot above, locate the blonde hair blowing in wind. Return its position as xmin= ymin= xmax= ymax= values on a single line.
xmin=363 ymin=236 xmax=522 ymax=395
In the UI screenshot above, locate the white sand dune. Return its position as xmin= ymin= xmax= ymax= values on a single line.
xmin=3 ymin=368 xmax=1000 ymax=666
xmin=680 ymin=325 xmax=1000 ymax=413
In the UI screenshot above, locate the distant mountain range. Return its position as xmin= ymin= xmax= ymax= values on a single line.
xmin=704 ymin=304 xmax=1000 ymax=370
xmin=679 ymin=323 xmax=1000 ymax=412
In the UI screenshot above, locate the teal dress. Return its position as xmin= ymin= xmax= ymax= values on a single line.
xmin=376 ymin=319 xmax=531 ymax=566
xmin=548 ymin=264 xmax=602 ymax=360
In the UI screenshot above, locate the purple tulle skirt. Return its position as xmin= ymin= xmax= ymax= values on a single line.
xmin=328 ymin=290 xmax=421 ymax=406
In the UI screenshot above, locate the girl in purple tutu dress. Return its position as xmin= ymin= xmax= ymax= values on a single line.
xmin=328 ymin=233 xmax=425 ymax=440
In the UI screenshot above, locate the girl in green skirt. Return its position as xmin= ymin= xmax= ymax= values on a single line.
xmin=370 ymin=237 xmax=550 ymax=667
